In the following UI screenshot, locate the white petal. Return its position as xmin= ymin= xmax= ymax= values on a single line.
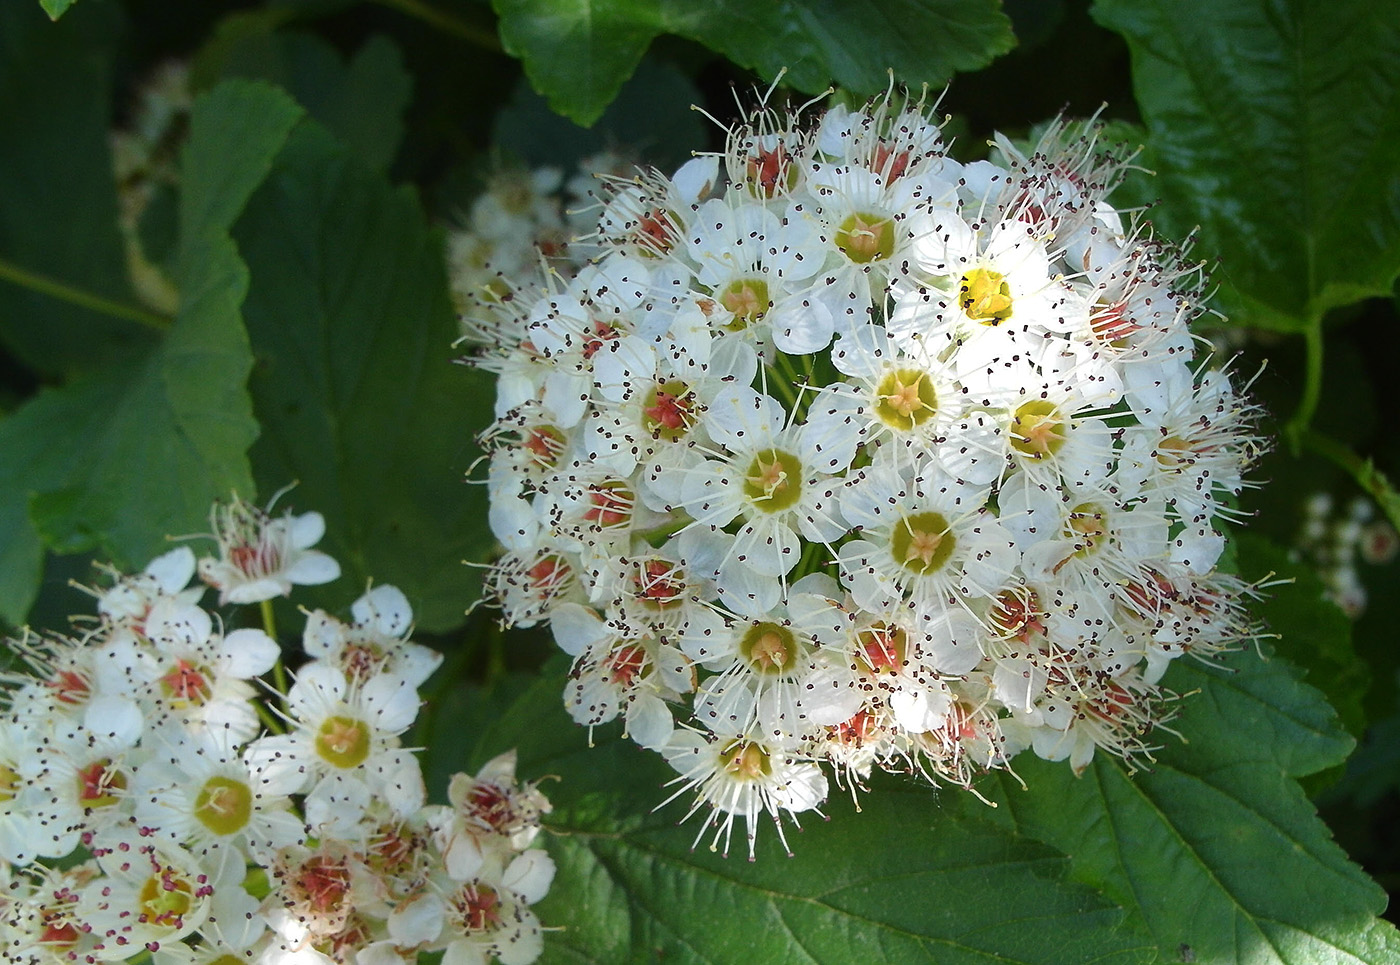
xmin=283 ymin=550 xmax=341 ymax=587
xmin=388 ymin=894 xmax=445 ymax=946
xmin=503 ymin=849 xmax=557 ymax=904
xmin=289 ymin=511 xmax=327 ymax=549
xmin=220 ymin=628 xmax=281 ymax=678
xmin=352 ymin=584 xmax=413 ymax=636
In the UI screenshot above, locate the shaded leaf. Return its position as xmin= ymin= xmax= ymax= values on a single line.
xmin=981 ymin=646 xmax=1399 ymax=964
xmin=1092 ymin=0 xmax=1400 ymax=332
xmin=212 ymin=28 xmax=413 ymax=172
xmin=233 ymin=121 xmax=496 ymax=633
xmin=0 ymin=0 xmax=153 ymax=377
xmin=437 ymin=663 xmax=1155 ymax=965
xmin=492 ymin=0 xmax=1015 ymax=125
xmin=1234 ymin=532 xmax=1367 ymax=738
xmin=0 ymin=81 xmax=301 ymax=621
xmin=493 ymin=58 xmax=707 ymax=174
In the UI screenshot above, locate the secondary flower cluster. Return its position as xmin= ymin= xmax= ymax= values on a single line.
xmin=446 ymin=151 xmax=637 ymax=335
xmin=1294 ymin=491 xmax=1398 ymax=617
xmin=1 ymin=498 xmax=553 ymax=965
xmin=470 ymin=92 xmax=1263 ymax=857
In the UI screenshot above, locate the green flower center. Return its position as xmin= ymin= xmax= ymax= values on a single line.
xmin=194 ymin=775 xmax=253 ymax=836
xmin=959 ymin=267 xmax=1013 ymax=323
xmin=642 ymin=380 xmax=697 ymax=442
xmin=315 ymin=715 xmax=371 ymax=769
xmin=719 ymin=739 xmax=773 ymax=780
xmin=0 ymin=762 xmax=18 ymax=803
xmin=890 ymin=512 xmax=956 ymax=574
xmin=742 ymin=448 xmax=803 ymax=512
xmin=77 ymin=759 xmax=126 ymax=808
xmin=138 ymin=871 xmax=194 ymax=926
xmin=739 ymin=621 xmax=800 ymax=674
xmin=719 ymin=277 xmax=771 ymax=329
xmin=1009 ymin=399 xmax=1066 ymax=458
xmin=835 ymin=211 xmax=895 ymax=263
xmin=1067 ymin=502 xmax=1109 ymax=555
xmin=874 ymin=367 xmax=938 ymax=430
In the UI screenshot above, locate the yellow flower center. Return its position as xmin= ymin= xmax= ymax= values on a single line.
xmin=138 ymin=871 xmax=195 ymax=927
xmin=959 ymin=267 xmax=1013 ymax=323
xmin=1010 ymin=400 xmax=1066 ymax=459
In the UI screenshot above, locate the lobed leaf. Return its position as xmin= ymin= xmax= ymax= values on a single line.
xmin=1092 ymin=0 xmax=1400 ymax=332
xmin=492 ymin=0 xmax=1015 ymax=126
xmin=0 ymin=81 xmax=302 ymax=621
xmin=232 ymin=120 xmax=496 ymax=633
xmin=207 ymin=28 xmax=413 ymax=172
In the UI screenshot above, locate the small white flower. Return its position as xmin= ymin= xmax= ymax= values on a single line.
xmin=198 ymin=496 xmax=341 ymax=605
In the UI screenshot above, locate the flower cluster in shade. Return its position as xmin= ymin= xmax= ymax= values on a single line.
xmin=1294 ymin=491 xmax=1398 ymax=618
xmin=468 ymin=91 xmax=1265 ymax=858
xmin=1 ymin=498 xmax=554 ymax=965
xmin=445 ymin=150 xmax=638 ymax=336
xmin=111 ymin=60 xmax=192 ymax=317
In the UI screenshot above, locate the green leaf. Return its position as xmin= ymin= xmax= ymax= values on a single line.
xmin=441 ymin=664 xmax=1156 ymax=965
xmin=493 ymin=0 xmax=1016 ymax=126
xmin=0 ymin=0 xmax=153 ymax=377
xmin=233 ymin=121 xmax=496 ymax=634
xmin=980 ymin=646 xmax=1400 ymax=964
xmin=210 ymin=28 xmax=413 ymax=172
xmin=1092 ymin=0 xmax=1400 ymax=333
xmin=39 ymin=0 xmax=77 ymax=20
xmin=492 ymin=58 xmax=707 ymax=174
xmin=1234 ymin=532 xmax=1367 ymax=738
xmin=0 ymin=81 xmax=301 ymax=621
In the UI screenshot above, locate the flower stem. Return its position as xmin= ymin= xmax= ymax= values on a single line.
xmin=261 ymin=598 xmax=292 ymax=712
xmin=260 ymin=598 xmax=279 ymax=641
xmin=255 ymin=698 xmax=286 ymax=735
xmin=1300 ymin=429 xmax=1400 ymax=533
xmin=370 ymin=0 xmax=503 ymax=51
xmin=0 ymin=255 xmax=171 ymax=332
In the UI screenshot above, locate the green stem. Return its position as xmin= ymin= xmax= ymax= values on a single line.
xmin=1285 ymin=321 xmax=1324 ymax=454
xmin=255 ymin=698 xmax=286 ymax=735
xmin=0 ymin=256 xmax=171 ymax=331
xmin=370 ymin=0 xmax=503 ymax=51
xmin=260 ymin=598 xmax=291 ymax=711
xmin=1300 ymin=429 xmax=1400 ymax=533
xmin=260 ymin=598 xmax=279 ymax=641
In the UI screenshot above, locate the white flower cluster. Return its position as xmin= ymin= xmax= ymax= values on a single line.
xmin=1 ymin=498 xmax=553 ymax=965
xmin=1294 ymin=492 xmax=1398 ymax=617
xmin=470 ymin=92 xmax=1264 ymax=857
xmin=446 ymin=151 xmax=636 ymax=332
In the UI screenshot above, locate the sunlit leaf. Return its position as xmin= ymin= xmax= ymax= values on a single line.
xmin=435 ymin=663 xmax=1156 ymax=965
xmin=1093 ymin=0 xmax=1400 ymax=332
xmin=982 ymin=646 xmax=1400 ymax=964
xmin=492 ymin=0 xmax=1015 ymax=125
